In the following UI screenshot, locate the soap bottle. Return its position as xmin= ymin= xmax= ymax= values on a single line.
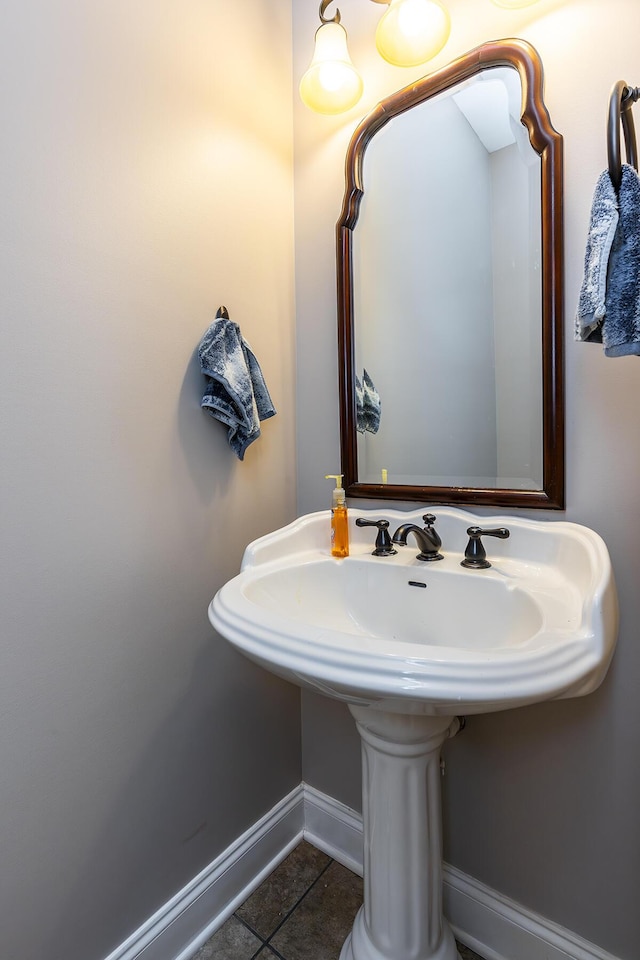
xmin=325 ymin=474 xmax=349 ymax=558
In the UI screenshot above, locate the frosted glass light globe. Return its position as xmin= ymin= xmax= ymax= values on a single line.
xmin=300 ymin=21 xmax=364 ymax=115
xmin=490 ymin=0 xmax=540 ymax=8
xmin=376 ymin=0 xmax=451 ymax=68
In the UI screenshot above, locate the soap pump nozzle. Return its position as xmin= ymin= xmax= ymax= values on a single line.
xmin=325 ymin=474 xmax=346 ymax=508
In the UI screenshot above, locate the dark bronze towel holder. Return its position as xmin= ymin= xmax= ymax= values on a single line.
xmin=608 ymin=80 xmax=640 ymax=190
xmin=216 ymin=305 xmax=230 ymax=319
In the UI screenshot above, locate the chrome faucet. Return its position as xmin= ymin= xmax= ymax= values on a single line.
xmin=391 ymin=514 xmax=443 ymax=561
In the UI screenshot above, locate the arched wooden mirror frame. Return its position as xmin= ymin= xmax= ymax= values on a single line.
xmin=337 ymin=39 xmax=564 ymax=509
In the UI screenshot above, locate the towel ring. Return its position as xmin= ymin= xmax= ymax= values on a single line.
xmin=216 ymin=305 xmax=230 ymax=319
xmin=607 ymin=80 xmax=640 ymax=191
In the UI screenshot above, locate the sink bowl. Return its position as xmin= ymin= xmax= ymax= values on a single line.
xmin=209 ymin=506 xmax=618 ymax=960
xmin=210 ymin=506 xmax=618 ymax=716
xmin=244 ymin=559 xmax=543 ymax=649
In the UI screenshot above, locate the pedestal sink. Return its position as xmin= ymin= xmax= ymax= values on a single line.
xmin=209 ymin=507 xmax=618 ymax=960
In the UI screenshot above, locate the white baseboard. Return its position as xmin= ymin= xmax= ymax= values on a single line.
xmin=301 ymin=783 xmax=364 ymax=877
xmin=104 ymin=782 xmax=621 ymax=960
xmin=443 ymin=865 xmax=622 ymax=960
xmin=103 ymin=785 xmax=305 ymax=960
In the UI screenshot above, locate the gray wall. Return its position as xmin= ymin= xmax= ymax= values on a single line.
xmin=294 ymin=1 xmax=640 ymax=957
xmin=1 ymin=2 xmax=299 ymax=959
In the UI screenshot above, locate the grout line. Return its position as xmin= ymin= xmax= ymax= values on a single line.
xmin=268 ymin=947 xmax=288 ymax=960
xmin=233 ymin=913 xmax=269 ymax=954
xmin=261 ymin=857 xmax=336 ymax=949
xmin=255 ymin=945 xmax=288 ymax=960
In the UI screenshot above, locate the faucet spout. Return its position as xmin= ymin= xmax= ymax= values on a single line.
xmin=391 ymin=523 xmax=443 ymax=562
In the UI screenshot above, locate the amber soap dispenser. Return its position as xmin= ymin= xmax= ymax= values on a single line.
xmin=325 ymin=474 xmax=349 ymax=558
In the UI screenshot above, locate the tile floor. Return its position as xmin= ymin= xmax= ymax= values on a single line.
xmin=192 ymin=841 xmax=484 ymax=960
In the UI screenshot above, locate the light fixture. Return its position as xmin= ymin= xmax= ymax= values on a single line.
xmin=299 ymin=1 xmax=364 ymax=115
xmin=373 ymin=0 xmax=451 ymax=68
xmin=490 ymin=0 xmax=540 ymax=7
xmin=300 ymin=0 xmax=540 ymax=115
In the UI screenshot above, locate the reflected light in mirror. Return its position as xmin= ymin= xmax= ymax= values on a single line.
xmin=375 ymin=0 xmax=451 ymax=67
xmin=300 ymin=20 xmax=364 ymax=114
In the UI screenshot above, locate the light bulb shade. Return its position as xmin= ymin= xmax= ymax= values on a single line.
xmin=375 ymin=0 xmax=451 ymax=68
xmin=490 ymin=0 xmax=540 ymax=7
xmin=299 ymin=21 xmax=363 ymax=115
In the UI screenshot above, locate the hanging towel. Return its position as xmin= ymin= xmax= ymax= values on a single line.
xmin=602 ymin=164 xmax=640 ymax=356
xmin=575 ymin=169 xmax=619 ymax=343
xmin=362 ymin=369 xmax=381 ymax=435
xmin=576 ymin=164 xmax=640 ymax=355
xmin=198 ymin=317 xmax=276 ymax=460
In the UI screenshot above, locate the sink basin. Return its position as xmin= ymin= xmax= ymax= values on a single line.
xmin=244 ymin=559 xmax=544 ymax=649
xmin=209 ymin=506 xmax=617 ymax=960
xmin=210 ymin=506 xmax=618 ymax=715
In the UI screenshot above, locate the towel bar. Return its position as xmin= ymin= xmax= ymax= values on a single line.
xmin=608 ymin=80 xmax=640 ymax=190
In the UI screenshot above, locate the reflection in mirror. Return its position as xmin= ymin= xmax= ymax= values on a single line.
xmin=355 ymin=68 xmax=542 ymax=488
xmin=338 ymin=40 xmax=564 ymax=508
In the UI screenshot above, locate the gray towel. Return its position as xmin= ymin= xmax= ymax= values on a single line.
xmin=575 ymin=169 xmax=619 ymax=342
xmin=355 ymin=369 xmax=381 ymax=435
xmin=362 ymin=369 xmax=381 ymax=434
xmin=198 ymin=318 xmax=276 ymax=460
xmin=576 ymin=164 xmax=640 ymax=355
xmin=603 ymin=164 xmax=640 ymax=356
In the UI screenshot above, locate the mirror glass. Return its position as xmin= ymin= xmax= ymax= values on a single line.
xmin=337 ymin=41 xmax=564 ymax=508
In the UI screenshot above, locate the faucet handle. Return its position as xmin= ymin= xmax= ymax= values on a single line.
xmin=461 ymin=526 xmax=510 ymax=569
xmin=422 ymin=514 xmax=442 ymax=549
xmin=355 ymin=518 xmax=397 ymax=557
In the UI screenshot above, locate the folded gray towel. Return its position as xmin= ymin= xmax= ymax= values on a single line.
xmin=602 ymin=164 xmax=640 ymax=356
xmin=198 ymin=318 xmax=276 ymax=460
xmin=575 ymin=169 xmax=619 ymax=342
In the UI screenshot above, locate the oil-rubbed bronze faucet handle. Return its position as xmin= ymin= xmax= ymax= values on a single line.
xmin=461 ymin=526 xmax=510 ymax=569
xmin=422 ymin=514 xmax=441 ymax=550
xmin=355 ymin=518 xmax=397 ymax=557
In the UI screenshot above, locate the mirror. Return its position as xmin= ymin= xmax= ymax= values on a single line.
xmin=337 ymin=40 xmax=564 ymax=508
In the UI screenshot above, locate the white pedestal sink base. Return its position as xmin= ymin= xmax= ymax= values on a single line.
xmin=340 ymin=707 xmax=462 ymax=960
xmin=339 ymin=909 xmax=459 ymax=960
xmin=211 ymin=508 xmax=617 ymax=957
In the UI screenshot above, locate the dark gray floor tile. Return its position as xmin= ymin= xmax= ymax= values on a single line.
xmin=253 ymin=948 xmax=285 ymax=959
xmin=237 ymin=840 xmax=332 ymax=940
xmin=456 ymin=942 xmax=485 ymax=960
xmin=269 ymin=860 xmax=363 ymax=960
xmin=192 ymin=915 xmax=263 ymax=959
